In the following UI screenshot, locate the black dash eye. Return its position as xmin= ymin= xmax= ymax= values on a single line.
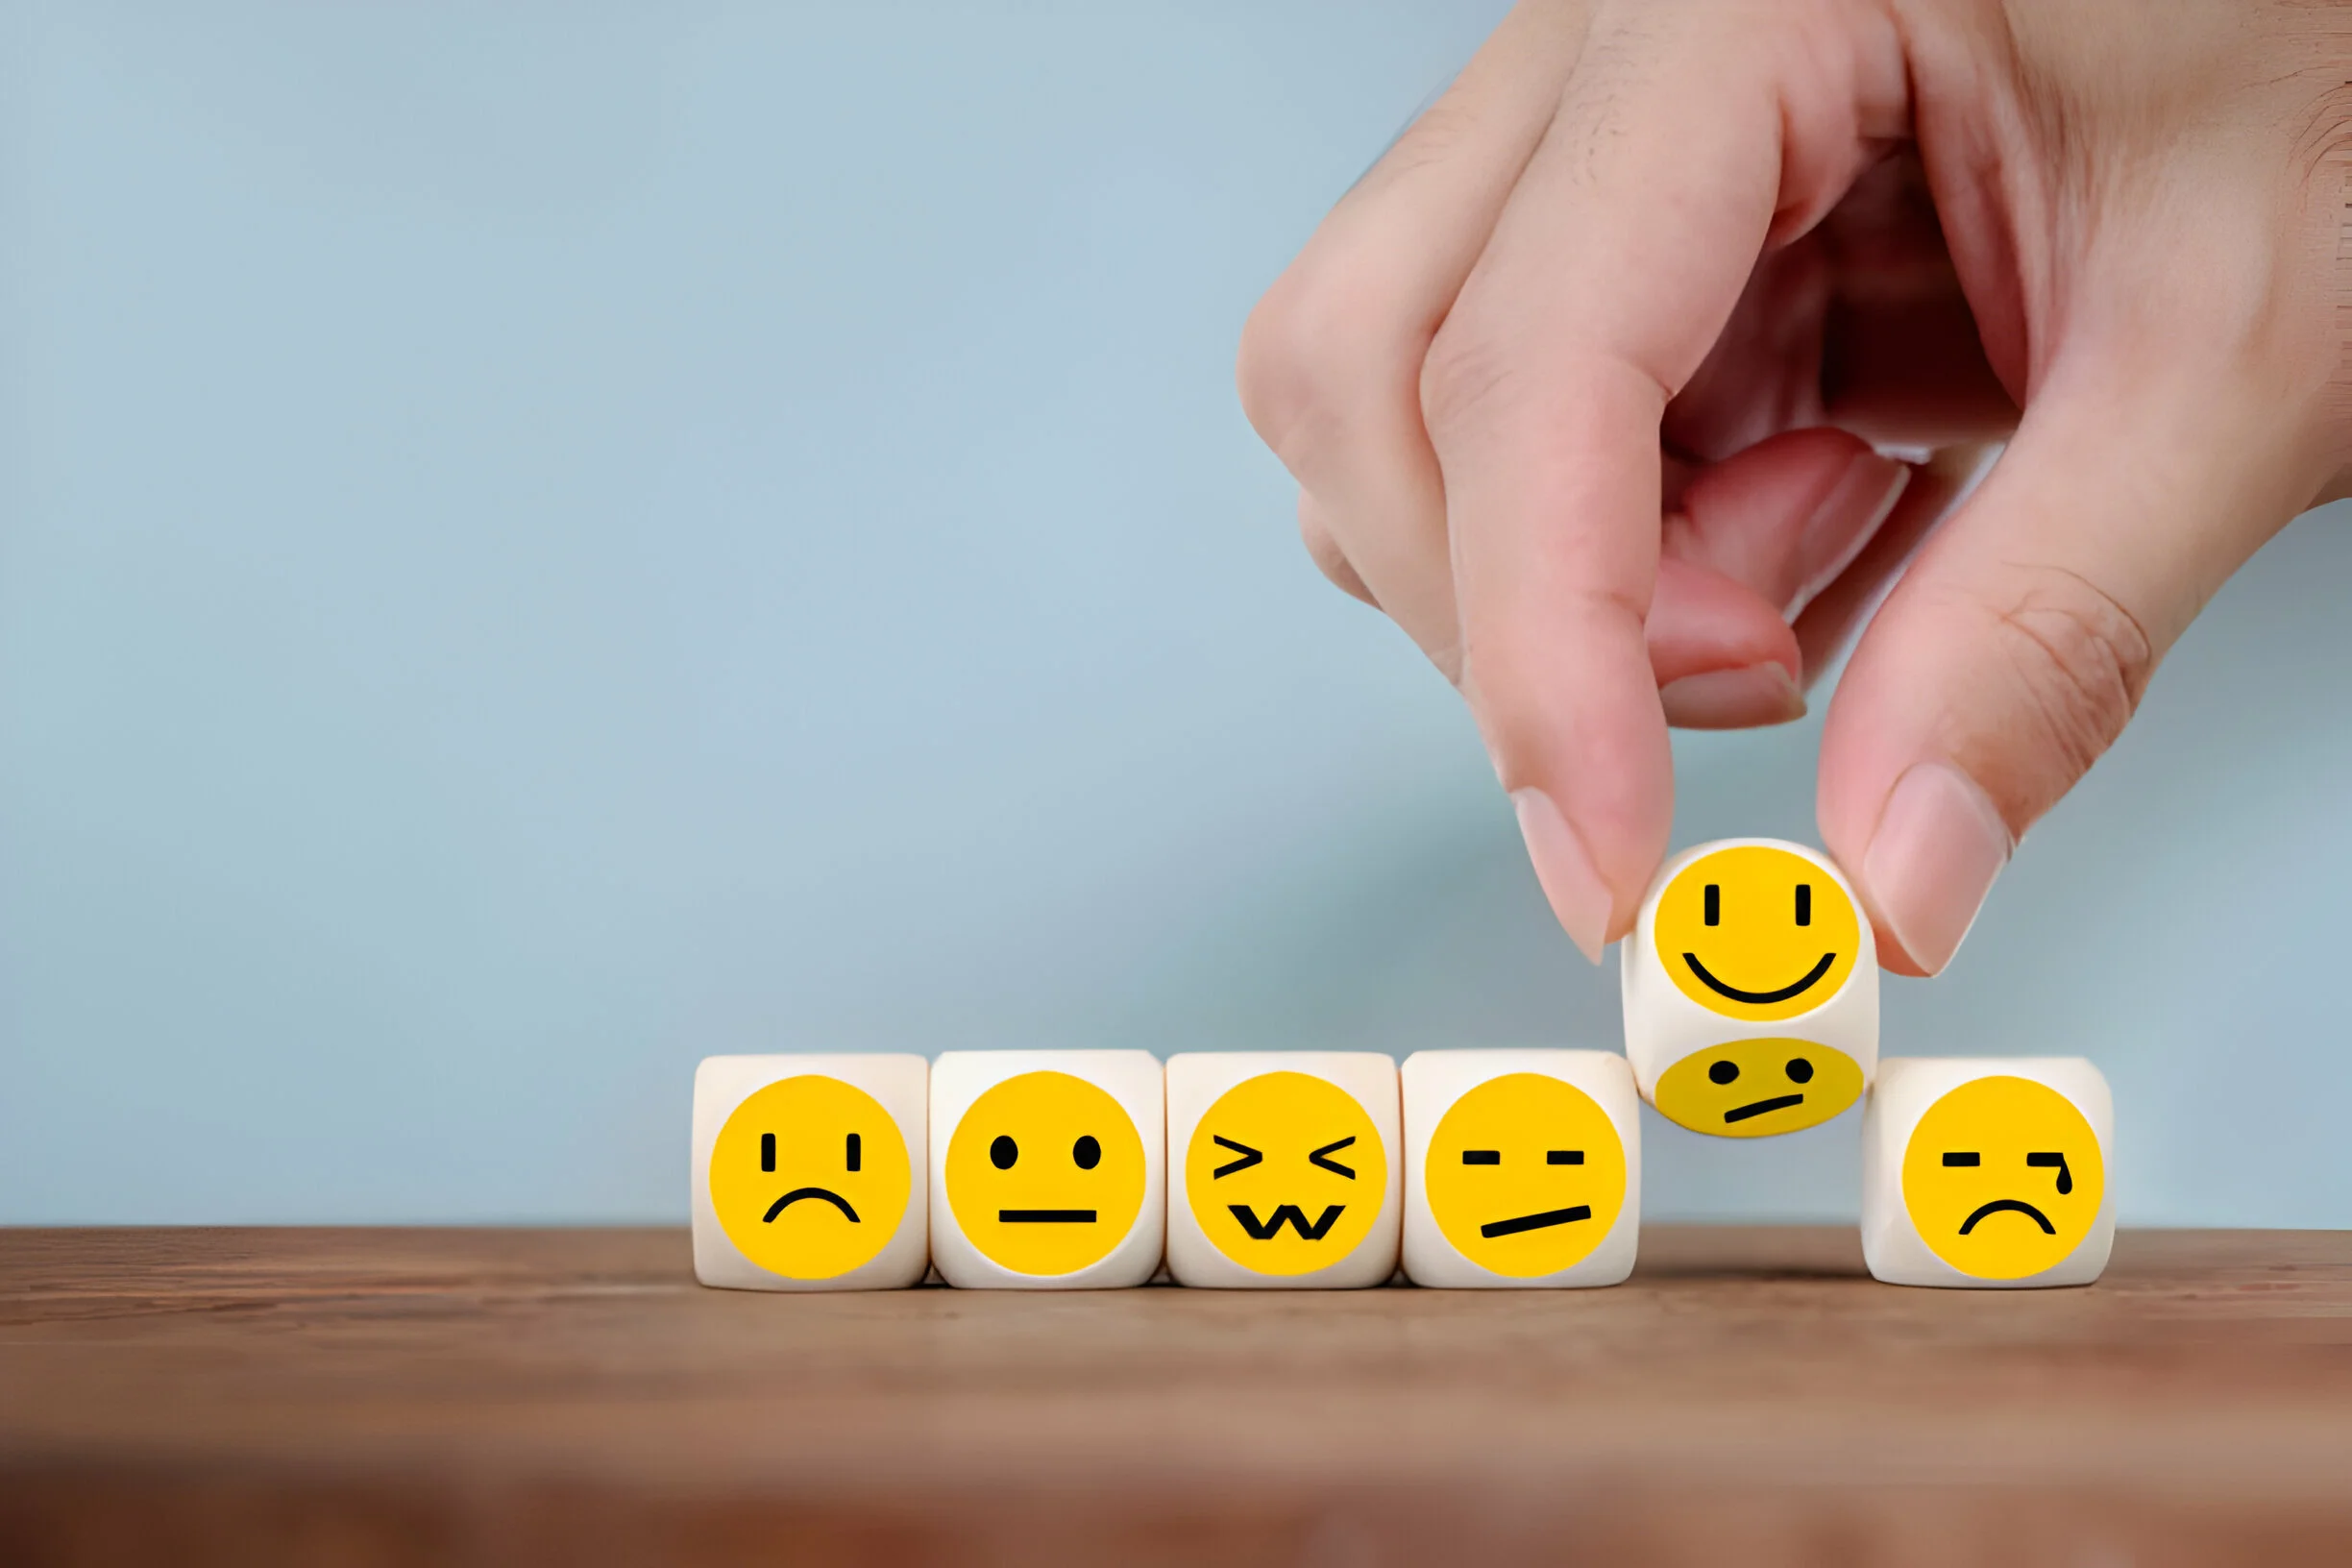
xmin=1943 ymin=1151 xmax=1980 ymax=1166
xmin=990 ymin=1135 xmax=1018 ymax=1169
xmin=845 ymin=1132 xmax=861 ymax=1172
xmin=1072 ymin=1135 xmax=1101 ymax=1169
xmin=1703 ymin=883 xmax=1721 ymax=925
xmin=1461 ymin=1149 xmax=1501 ymax=1165
xmin=1548 ymin=1150 xmax=1583 ymax=1165
xmin=1707 ymin=1059 xmax=1739 ymax=1085
xmin=1796 ymin=883 xmax=1812 ymax=926
xmin=2027 ymin=1151 xmax=2073 ymax=1195
xmin=761 ymin=1132 xmax=775 ymax=1173
xmin=1785 ymin=1058 xmax=1814 ymax=1085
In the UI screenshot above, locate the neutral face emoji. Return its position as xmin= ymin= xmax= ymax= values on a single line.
xmin=1422 ymin=1073 xmax=1626 ymax=1277
xmin=1652 ymin=1037 xmax=1865 ymax=1137
xmin=1654 ymin=845 xmax=1860 ymax=1020
xmin=709 ymin=1074 xmax=911 ymax=1281
xmin=1901 ymin=1075 xmax=2105 ymax=1279
xmin=1185 ymin=1071 xmax=1384 ymax=1275
xmin=943 ymin=1070 xmax=1146 ymax=1276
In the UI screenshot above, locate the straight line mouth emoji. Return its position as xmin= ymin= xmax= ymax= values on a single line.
xmin=1723 ymin=1093 xmax=1804 ymax=1124
xmin=1958 ymin=1198 xmax=2056 ymax=1236
xmin=1682 ymin=952 xmax=1837 ymax=1005
xmin=765 ymin=1188 xmax=859 ymax=1223
xmin=999 ymin=1209 xmax=1096 ymax=1223
xmin=1480 ymin=1205 xmax=1592 ymax=1239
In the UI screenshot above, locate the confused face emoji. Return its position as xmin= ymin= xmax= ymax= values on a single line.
xmin=1421 ymin=1072 xmax=1627 ymax=1277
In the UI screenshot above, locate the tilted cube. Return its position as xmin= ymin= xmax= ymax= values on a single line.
xmin=1164 ymin=1052 xmax=1401 ymax=1288
xmin=1862 ymin=1056 xmax=2114 ymax=1288
xmin=1400 ymin=1049 xmax=1640 ymax=1288
xmin=692 ymin=1053 xmax=930 ymax=1291
xmin=929 ymin=1050 xmax=1164 ymax=1288
xmin=1621 ymin=838 xmax=1877 ymax=1139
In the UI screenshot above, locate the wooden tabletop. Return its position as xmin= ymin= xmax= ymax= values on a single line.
xmin=4 ymin=1228 xmax=2351 ymax=1566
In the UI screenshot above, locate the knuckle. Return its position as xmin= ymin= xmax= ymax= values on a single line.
xmin=1417 ymin=318 xmax=1519 ymax=446
xmin=1976 ymin=566 xmax=2156 ymax=786
xmin=1237 ymin=252 xmax=1422 ymax=471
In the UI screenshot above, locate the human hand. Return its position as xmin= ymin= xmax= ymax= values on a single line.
xmin=1238 ymin=0 xmax=2351 ymax=974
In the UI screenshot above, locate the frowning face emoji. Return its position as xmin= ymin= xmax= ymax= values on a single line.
xmin=1901 ymin=1075 xmax=2105 ymax=1280
xmin=943 ymin=1070 xmax=1147 ymax=1276
xmin=1185 ymin=1071 xmax=1385 ymax=1276
xmin=708 ymin=1074 xmax=911 ymax=1281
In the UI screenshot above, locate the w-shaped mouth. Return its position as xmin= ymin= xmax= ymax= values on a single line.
xmin=1682 ymin=951 xmax=1837 ymax=1005
xmin=1958 ymin=1198 xmax=2055 ymax=1236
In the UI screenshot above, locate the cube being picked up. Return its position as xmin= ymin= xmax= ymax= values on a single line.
xmin=1621 ymin=838 xmax=1876 ymax=1139
xmin=1862 ymin=1057 xmax=2114 ymax=1288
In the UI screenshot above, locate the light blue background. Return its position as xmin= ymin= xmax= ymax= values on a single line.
xmin=5 ymin=2 xmax=2347 ymax=1226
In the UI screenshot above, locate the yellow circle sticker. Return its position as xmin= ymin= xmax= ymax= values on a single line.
xmin=1423 ymin=1073 xmax=1626 ymax=1277
xmin=1185 ymin=1071 xmax=1385 ymax=1276
xmin=709 ymin=1075 xmax=910 ymax=1281
xmin=943 ymin=1071 xmax=1146 ymax=1276
xmin=1654 ymin=845 xmax=1860 ymax=1021
xmin=1651 ymin=1038 xmax=1864 ymax=1138
xmin=1901 ymin=1075 xmax=2104 ymax=1280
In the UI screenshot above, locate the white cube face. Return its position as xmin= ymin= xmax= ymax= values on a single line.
xmin=1861 ymin=1057 xmax=2114 ymax=1289
xmin=692 ymin=1054 xmax=930 ymax=1291
xmin=1400 ymin=1050 xmax=1640 ymax=1288
xmin=1620 ymin=838 xmax=1878 ymax=1139
xmin=928 ymin=1051 xmax=1164 ymax=1289
xmin=1164 ymin=1053 xmax=1401 ymax=1288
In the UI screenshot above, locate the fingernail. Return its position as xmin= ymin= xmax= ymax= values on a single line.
xmin=1790 ymin=453 xmax=1910 ymax=618
xmin=1861 ymin=762 xmax=2013 ymax=975
xmin=1659 ymin=662 xmax=1805 ymax=730
xmin=1510 ymin=787 xmax=1612 ymax=965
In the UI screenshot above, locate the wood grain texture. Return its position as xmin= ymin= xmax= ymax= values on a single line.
xmin=4 ymin=1227 xmax=2351 ymax=1565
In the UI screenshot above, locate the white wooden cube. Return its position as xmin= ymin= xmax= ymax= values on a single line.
xmin=1621 ymin=837 xmax=1877 ymax=1139
xmin=1400 ymin=1050 xmax=1640 ymax=1288
xmin=1862 ymin=1057 xmax=2114 ymax=1289
xmin=692 ymin=1054 xmax=930 ymax=1291
xmin=1164 ymin=1052 xmax=1401 ymax=1288
xmin=929 ymin=1050 xmax=1164 ymax=1288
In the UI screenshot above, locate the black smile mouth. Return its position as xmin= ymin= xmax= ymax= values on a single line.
xmin=1723 ymin=1093 xmax=1804 ymax=1124
xmin=1958 ymin=1199 xmax=2056 ymax=1236
xmin=765 ymin=1188 xmax=859 ymax=1223
xmin=1480 ymin=1205 xmax=1592 ymax=1238
xmin=1682 ymin=951 xmax=1837 ymax=1005
xmin=999 ymin=1209 xmax=1096 ymax=1223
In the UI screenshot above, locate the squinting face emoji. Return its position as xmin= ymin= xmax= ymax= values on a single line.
xmin=1186 ymin=1071 xmax=1384 ymax=1275
xmin=1422 ymin=1073 xmax=1626 ymax=1276
xmin=709 ymin=1075 xmax=911 ymax=1280
xmin=1901 ymin=1075 xmax=2105 ymax=1279
xmin=943 ymin=1070 xmax=1146 ymax=1276
xmin=1650 ymin=844 xmax=1865 ymax=1135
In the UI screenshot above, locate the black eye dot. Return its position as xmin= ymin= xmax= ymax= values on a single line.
xmin=990 ymin=1135 xmax=1018 ymax=1170
xmin=1707 ymin=1059 xmax=1739 ymax=1085
xmin=1703 ymin=883 xmax=1721 ymax=926
xmin=1785 ymin=1057 xmax=1814 ymax=1085
xmin=1072 ymin=1135 xmax=1101 ymax=1169
xmin=1795 ymin=883 xmax=1812 ymax=927
xmin=845 ymin=1132 xmax=862 ymax=1172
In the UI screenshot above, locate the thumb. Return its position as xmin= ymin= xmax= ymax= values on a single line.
xmin=1818 ymin=353 xmax=2332 ymax=975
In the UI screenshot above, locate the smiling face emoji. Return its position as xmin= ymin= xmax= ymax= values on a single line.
xmin=1185 ymin=1071 xmax=1384 ymax=1275
xmin=708 ymin=1074 xmax=911 ymax=1281
xmin=1901 ymin=1075 xmax=2105 ymax=1279
xmin=943 ymin=1070 xmax=1146 ymax=1276
xmin=1422 ymin=1073 xmax=1626 ymax=1277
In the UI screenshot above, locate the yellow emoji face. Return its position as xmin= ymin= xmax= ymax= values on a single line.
xmin=708 ymin=1075 xmax=911 ymax=1281
xmin=943 ymin=1070 xmax=1146 ymax=1276
xmin=1652 ymin=1037 xmax=1865 ymax=1137
xmin=1654 ymin=845 xmax=1860 ymax=1021
xmin=1901 ymin=1075 xmax=2105 ymax=1279
xmin=1422 ymin=1073 xmax=1626 ymax=1277
xmin=1185 ymin=1071 xmax=1384 ymax=1275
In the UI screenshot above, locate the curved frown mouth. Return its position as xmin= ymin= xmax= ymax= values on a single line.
xmin=1682 ymin=951 xmax=1837 ymax=1005
xmin=1958 ymin=1198 xmax=2055 ymax=1236
xmin=765 ymin=1188 xmax=859 ymax=1223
